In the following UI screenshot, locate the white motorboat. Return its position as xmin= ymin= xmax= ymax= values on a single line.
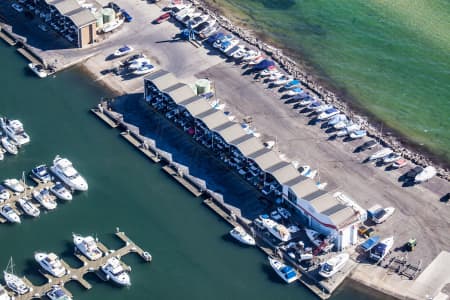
xmin=0 ymin=147 xmax=4 ymax=161
xmin=415 ymin=166 xmax=436 ymax=183
xmin=31 ymin=164 xmax=52 ymax=182
xmin=241 ymin=49 xmax=260 ymax=61
xmin=175 ymin=7 xmax=194 ymax=21
xmin=73 ymin=234 xmax=103 ymax=261
xmin=333 ymin=119 xmax=351 ymax=130
xmin=28 ymin=63 xmax=47 ymax=78
xmin=318 ymin=253 xmax=350 ymax=278
xmin=305 ymin=229 xmax=334 ymax=252
xmin=33 ymin=188 xmax=57 ymax=210
xmin=0 ymin=185 xmax=10 ymax=202
xmin=298 ymin=96 xmax=314 ymax=106
xmin=372 ymin=207 xmax=395 ymax=224
xmin=101 ymin=256 xmax=131 ymax=286
xmin=34 ymin=252 xmax=66 ymax=278
xmin=113 ymin=45 xmax=133 ymax=57
xmin=50 ymin=182 xmax=72 ymax=201
xmin=3 ymin=258 xmax=31 ymax=295
xmin=128 ymin=58 xmax=151 ymax=70
xmin=318 ymin=108 xmax=339 ymax=120
xmin=261 ymin=218 xmax=291 ymax=242
xmin=382 ymin=153 xmax=401 ymax=164
xmin=225 ymin=44 xmax=244 ymax=57
xmin=102 ymin=18 xmax=124 ymax=33
xmin=1 ymin=137 xmax=18 ymax=155
xmin=314 ymin=104 xmax=334 ymax=113
xmin=17 ymin=198 xmax=40 ymax=217
xmin=189 ymin=14 xmax=209 ymax=28
xmin=327 ymin=114 xmax=347 ymax=126
xmin=232 ymin=47 xmax=249 ymax=60
xmin=0 ymin=284 xmax=10 ymax=300
xmin=260 ymin=66 xmax=277 ymax=77
xmin=213 ymin=34 xmax=233 ymax=49
xmin=0 ymin=118 xmax=30 ymax=145
xmin=0 ymin=205 xmax=21 ymax=223
xmin=247 ymin=55 xmax=265 ymax=66
xmin=50 ymin=155 xmax=88 ymax=191
xmin=272 ymin=76 xmax=292 ymax=86
xmin=132 ymin=63 xmax=155 ymax=75
xmin=268 ymin=256 xmax=299 ymax=283
xmin=46 ymin=285 xmax=72 ymax=300
xmin=3 ymin=179 xmax=25 ymax=193
xmin=369 ymin=148 xmax=393 ymax=161
xmin=369 ymin=236 xmax=394 ymax=262
xmin=349 ymin=129 xmax=367 ymax=139
xmin=268 ymin=71 xmax=284 ymax=81
xmin=229 ymin=226 xmax=256 ymax=246
xmin=220 ymin=39 xmax=239 ymax=53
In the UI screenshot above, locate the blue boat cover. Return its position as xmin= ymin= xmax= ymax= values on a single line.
xmin=324 ymin=108 xmax=337 ymax=114
xmin=360 ymin=236 xmax=380 ymax=251
xmin=281 ymin=266 xmax=292 ymax=273
xmin=119 ymin=46 xmax=130 ymax=52
xmin=285 ymin=79 xmax=300 ymax=87
xmin=291 ymin=87 xmax=303 ymax=93
xmin=207 ymin=32 xmax=224 ymax=43
xmin=254 ymin=60 xmax=275 ymax=70
xmin=285 ymin=270 xmax=297 ymax=279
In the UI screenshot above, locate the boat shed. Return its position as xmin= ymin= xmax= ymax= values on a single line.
xmin=143 ymin=71 xmax=362 ymax=250
xmin=41 ymin=0 xmax=97 ymax=48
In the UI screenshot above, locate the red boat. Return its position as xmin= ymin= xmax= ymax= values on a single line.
xmin=392 ymin=158 xmax=408 ymax=168
xmin=154 ymin=12 xmax=171 ymax=24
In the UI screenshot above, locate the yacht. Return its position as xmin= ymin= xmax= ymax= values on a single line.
xmin=268 ymin=256 xmax=299 ymax=283
xmin=34 ymin=252 xmax=67 ymax=278
xmin=17 ymin=198 xmax=40 ymax=217
xmin=0 ymin=118 xmax=30 ymax=145
xmin=28 ymin=63 xmax=48 ymax=78
xmin=73 ymin=234 xmax=103 ymax=261
xmin=31 ymin=164 xmax=52 ymax=182
xmin=50 ymin=155 xmax=88 ymax=191
xmin=0 ymin=205 xmax=21 ymax=223
xmin=415 ymin=166 xmax=436 ymax=183
xmin=261 ymin=218 xmax=291 ymax=242
xmin=305 ymin=229 xmax=334 ymax=252
xmin=318 ymin=253 xmax=350 ymax=278
xmin=46 ymin=285 xmax=72 ymax=300
xmin=101 ymin=256 xmax=131 ymax=286
xmin=113 ymin=45 xmax=133 ymax=57
xmin=0 ymin=284 xmax=10 ymax=300
xmin=0 ymin=185 xmax=10 ymax=202
xmin=369 ymin=237 xmax=394 ymax=263
xmin=50 ymin=182 xmax=72 ymax=201
xmin=229 ymin=226 xmax=256 ymax=246
xmin=3 ymin=258 xmax=31 ymax=295
xmin=33 ymin=188 xmax=57 ymax=210
xmin=3 ymin=179 xmax=25 ymax=193
xmin=1 ymin=137 xmax=18 ymax=155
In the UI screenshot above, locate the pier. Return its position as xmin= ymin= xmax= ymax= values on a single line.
xmin=162 ymin=165 xmax=203 ymax=197
xmin=0 ymin=28 xmax=16 ymax=46
xmin=8 ymin=231 xmax=151 ymax=299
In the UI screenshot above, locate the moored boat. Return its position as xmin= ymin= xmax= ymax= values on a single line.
xmin=31 ymin=164 xmax=52 ymax=182
xmin=3 ymin=258 xmax=31 ymax=295
xmin=17 ymin=198 xmax=40 ymax=217
xmin=318 ymin=253 xmax=350 ymax=278
xmin=34 ymin=252 xmax=66 ymax=278
xmin=28 ymin=63 xmax=48 ymax=78
xmin=0 ymin=205 xmax=21 ymax=223
xmin=73 ymin=234 xmax=103 ymax=261
xmin=50 ymin=182 xmax=72 ymax=201
xmin=268 ymin=256 xmax=299 ymax=283
xmin=50 ymin=155 xmax=88 ymax=191
xmin=3 ymin=179 xmax=25 ymax=193
xmin=101 ymin=256 xmax=131 ymax=286
xmin=261 ymin=218 xmax=291 ymax=242
xmin=229 ymin=226 xmax=256 ymax=246
xmin=0 ymin=118 xmax=30 ymax=146
xmin=369 ymin=236 xmax=394 ymax=262
xmin=46 ymin=285 xmax=72 ymax=300
xmin=1 ymin=137 xmax=18 ymax=155
xmin=33 ymin=188 xmax=57 ymax=210
xmin=0 ymin=185 xmax=10 ymax=202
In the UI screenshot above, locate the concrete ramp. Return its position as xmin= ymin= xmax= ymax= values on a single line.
xmin=412 ymin=251 xmax=450 ymax=299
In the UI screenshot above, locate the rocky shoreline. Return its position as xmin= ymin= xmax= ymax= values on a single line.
xmin=190 ymin=0 xmax=450 ymax=181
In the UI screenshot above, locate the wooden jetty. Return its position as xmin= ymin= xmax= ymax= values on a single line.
xmin=0 ymin=180 xmax=55 ymax=224
xmin=162 ymin=165 xmax=202 ymax=197
xmin=7 ymin=231 xmax=151 ymax=299
xmin=120 ymin=131 xmax=161 ymax=163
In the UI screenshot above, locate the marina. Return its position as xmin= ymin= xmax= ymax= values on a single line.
xmin=3 ymin=230 xmax=151 ymax=299
xmin=0 ymin=0 xmax=449 ymax=300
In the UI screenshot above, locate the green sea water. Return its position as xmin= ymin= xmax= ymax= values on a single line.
xmin=0 ymin=44 xmax=393 ymax=299
xmin=207 ymin=0 xmax=450 ymax=164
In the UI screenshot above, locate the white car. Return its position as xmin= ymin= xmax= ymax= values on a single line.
xmin=11 ymin=3 xmax=23 ymax=12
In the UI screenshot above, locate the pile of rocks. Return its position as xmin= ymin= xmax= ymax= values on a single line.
xmin=190 ymin=0 xmax=450 ymax=181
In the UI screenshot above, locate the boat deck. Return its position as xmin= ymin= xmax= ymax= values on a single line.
xmin=7 ymin=231 xmax=151 ymax=299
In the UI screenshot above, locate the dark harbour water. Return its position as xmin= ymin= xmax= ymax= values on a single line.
xmin=207 ymin=0 xmax=450 ymax=165
xmin=0 ymin=44 xmax=391 ymax=299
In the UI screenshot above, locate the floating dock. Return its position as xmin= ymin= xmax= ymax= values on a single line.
xmin=120 ymin=131 xmax=161 ymax=163
xmin=16 ymin=47 xmax=41 ymax=65
xmin=90 ymin=107 xmax=119 ymax=128
xmin=7 ymin=231 xmax=151 ymax=299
